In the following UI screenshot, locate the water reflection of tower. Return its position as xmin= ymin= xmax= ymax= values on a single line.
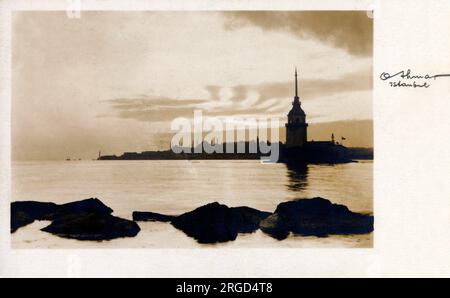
xmin=285 ymin=162 xmax=309 ymax=192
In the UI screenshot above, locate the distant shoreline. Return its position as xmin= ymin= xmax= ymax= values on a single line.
xmin=97 ymin=145 xmax=373 ymax=163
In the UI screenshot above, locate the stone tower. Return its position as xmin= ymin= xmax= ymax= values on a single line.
xmin=285 ymin=68 xmax=308 ymax=148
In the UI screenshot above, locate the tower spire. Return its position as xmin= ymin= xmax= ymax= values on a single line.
xmin=295 ymin=67 xmax=298 ymax=98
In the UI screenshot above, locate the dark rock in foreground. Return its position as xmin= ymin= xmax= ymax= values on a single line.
xmin=12 ymin=196 xmax=373 ymax=243
xmin=11 ymin=201 xmax=58 ymax=233
xmin=11 ymin=198 xmax=140 ymax=240
xmin=134 ymin=202 xmax=271 ymax=243
xmin=260 ymin=197 xmax=374 ymax=240
xmin=133 ymin=211 xmax=175 ymax=222
xmin=55 ymin=198 xmax=113 ymax=217
xmin=258 ymin=212 xmax=290 ymax=240
xmin=42 ymin=212 xmax=140 ymax=241
xmin=134 ymin=198 xmax=373 ymax=243
xmin=172 ymin=203 xmax=271 ymax=243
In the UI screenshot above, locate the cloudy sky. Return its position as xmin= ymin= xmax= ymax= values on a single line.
xmin=12 ymin=11 xmax=373 ymax=160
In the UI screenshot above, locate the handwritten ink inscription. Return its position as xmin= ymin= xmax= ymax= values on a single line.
xmin=380 ymin=69 xmax=450 ymax=88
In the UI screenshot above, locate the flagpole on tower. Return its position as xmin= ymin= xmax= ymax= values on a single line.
xmin=295 ymin=67 xmax=298 ymax=98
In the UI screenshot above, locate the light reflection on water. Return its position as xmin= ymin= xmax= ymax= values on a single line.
xmin=12 ymin=160 xmax=373 ymax=248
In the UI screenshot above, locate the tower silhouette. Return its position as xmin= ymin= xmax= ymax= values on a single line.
xmin=285 ymin=68 xmax=308 ymax=148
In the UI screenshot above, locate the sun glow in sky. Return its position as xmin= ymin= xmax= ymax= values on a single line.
xmin=13 ymin=11 xmax=373 ymax=160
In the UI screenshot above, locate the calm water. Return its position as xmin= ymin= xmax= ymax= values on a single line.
xmin=11 ymin=160 xmax=373 ymax=248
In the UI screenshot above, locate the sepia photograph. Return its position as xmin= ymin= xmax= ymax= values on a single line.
xmin=10 ymin=10 xmax=374 ymax=249
xmin=1 ymin=0 xmax=450 ymax=282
